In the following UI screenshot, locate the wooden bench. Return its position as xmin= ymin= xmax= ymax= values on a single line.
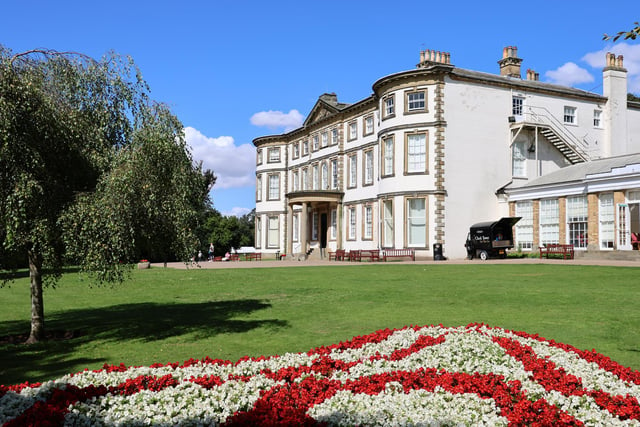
xmin=229 ymin=254 xmax=239 ymax=261
xmin=245 ymin=252 xmax=262 ymax=261
xmin=329 ymin=249 xmax=347 ymax=261
xmin=539 ymin=244 xmax=574 ymax=260
xmin=382 ymin=248 xmax=415 ymax=262
xmin=359 ymin=250 xmax=380 ymax=262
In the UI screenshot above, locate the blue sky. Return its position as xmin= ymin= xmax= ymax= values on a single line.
xmin=3 ymin=1 xmax=639 ymax=216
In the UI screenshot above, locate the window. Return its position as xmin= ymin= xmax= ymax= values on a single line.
xmin=330 ymin=209 xmax=337 ymax=240
xmin=407 ymin=198 xmax=426 ymax=247
xmin=321 ymin=162 xmax=329 ymax=190
xmin=348 ymin=207 xmax=357 ymax=240
xmin=255 ymin=216 xmax=262 ymax=248
xmin=567 ymin=196 xmax=588 ymax=249
xmin=348 ymin=154 xmax=357 ymax=188
xmin=293 ymin=213 xmax=299 ymax=242
xmin=364 ymin=115 xmax=374 ymax=135
xmin=593 ymin=110 xmax=602 ymax=128
xmin=539 ymin=199 xmax=559 ymax=245
xmin=406 ymin=90 xmax=426 ymax=112
xmin=512 ymin=141 xmax=527 ymax=177
xmin=515 ymin=201 xmax=533 ymax=249
xmin=302 ymin=167 xmax=309 ymax=190
xmin=383 ymin=136 xmax=394 ymax=177
xmin=268 ymin=147 xmax=280 ymax=163
xmin=348 ymin=121 xmax=357 ymax=141
xmin=383 ymin=95 xmax=395 ymax=118
xmin=363 ymin=205 xmax=373 ymax=239
xmin=512 ymin=96 xmax=524 ymax=116
xmin=312 ymin=212 xmax=318 ymax=241
xmin=302 ymin=140 xmax=309 ymax=155
xmin=321 ymin=131 xmax=328 ymax=147
xmin=364 ymin=150 xmax=374 ymax=185
xmin=292 ymin=169 xmax=299 ymax=191
xmin=293 ymin=142 xmax=300 ymax=158
xmin=382 ymin=200 xmax=393 ymax=247
xmin=406 ymin=132 xmax=427 ymax=174
xmin=331 ymin=159 xmax=338 ymax=189
xmin=256 ymin=149 xmax=263 ymax=165
xmin=256 ymin=175 xmax=262 ymax=201
xmin=312 ymin=135 xmax=319 ymax=151
xmin=563 ymin=106 xmax=576 ymax=124
xmin=599 ymin=193 xmax=614 ymax=249
xmin=268 ymin=174 xmax=280 ymax=200
xmin=312 ymin=164 xmax=319 ymax=190
xmin=331 ymin=128 xmax=338 ymax=145
xmin=267 ymin=216 xmax=279 ymax=248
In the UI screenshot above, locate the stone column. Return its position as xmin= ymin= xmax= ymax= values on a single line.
xmin=286 ymin=204 xmax=293 ymax=255
xmin=337 ymin=202 xmax=343 ymax=249
xmin=301 ymin=202 xmax=308 ymax=254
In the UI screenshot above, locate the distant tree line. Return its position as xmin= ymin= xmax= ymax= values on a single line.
xmin=195 ymin=208 xmax=255 ymax=257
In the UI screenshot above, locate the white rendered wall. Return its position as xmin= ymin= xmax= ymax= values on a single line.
xmin=442 ymin=78 xmax=512 ymax=258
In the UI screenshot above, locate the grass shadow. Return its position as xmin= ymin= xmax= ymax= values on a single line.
xmin=1 ymin=299 xmax=287 ymax=385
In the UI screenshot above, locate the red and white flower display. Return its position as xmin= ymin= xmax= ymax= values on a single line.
xmin=2 ymin=324 xmax=640 ymax=426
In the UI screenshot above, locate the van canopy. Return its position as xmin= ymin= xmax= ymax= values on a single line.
xmin=470 ymin=217 xmax=521 ymax=230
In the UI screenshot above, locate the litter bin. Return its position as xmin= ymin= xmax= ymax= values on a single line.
xmin=433 ymin=243 xmax=444 ymax=261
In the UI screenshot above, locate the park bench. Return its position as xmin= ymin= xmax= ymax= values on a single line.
xmin=539 ymin=244 xmax=574 ymax=260
xmin=358 ymin=250 xmax=380 ymax=262
xmin=382 ymin=248 xmax=415 ymax=262
xmin=245 ymin=252 xmax=262 ymax=261
xmin=329 ymin=249 xmax=347 ymax=261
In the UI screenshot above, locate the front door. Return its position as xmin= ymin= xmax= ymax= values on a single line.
xmin=320 ymin=213 xmax=328 ymax=258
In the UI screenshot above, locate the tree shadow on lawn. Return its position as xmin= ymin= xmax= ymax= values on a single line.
xmin=1 ymin=299 xmax=287 ymax=385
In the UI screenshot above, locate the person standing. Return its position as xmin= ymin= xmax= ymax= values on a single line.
xmin=208 ymin=243 xmax=214 ymax=261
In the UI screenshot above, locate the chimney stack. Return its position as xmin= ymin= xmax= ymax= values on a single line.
xmin=526 ymin=69 xmax=539 ymax=81
xmin=417 ymin=49 xmax=452 ymax=68
xmin=603 ymin=52 xmax=628 ymax=156
xmin=498 ymin=46 xmax=523 ymax=78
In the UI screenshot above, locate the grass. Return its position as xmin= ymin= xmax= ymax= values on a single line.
xmin=1 ymin=263 xmax=640 ymax=386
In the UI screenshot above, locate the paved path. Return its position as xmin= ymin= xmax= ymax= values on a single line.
xmin=155 ymin=256 xmax=640 ymax=270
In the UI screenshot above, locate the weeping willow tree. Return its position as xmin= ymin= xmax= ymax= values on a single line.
xmin=0 ymin=46 xmax=214 ymax=343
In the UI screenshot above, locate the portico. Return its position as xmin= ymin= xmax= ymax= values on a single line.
xmin=286 ymin=190 xmax=343 ymax=258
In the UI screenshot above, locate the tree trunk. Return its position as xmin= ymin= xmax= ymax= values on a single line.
xmin=26 ymin=250 xmax=45 ymax=344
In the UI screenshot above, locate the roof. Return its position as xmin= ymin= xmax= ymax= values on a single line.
xmin=450 ymin=68 xmax=605 ymax=101
xmin=510 ymin=153 xmax=640 ymax=189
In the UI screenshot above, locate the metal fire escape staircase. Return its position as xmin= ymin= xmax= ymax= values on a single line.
xmin=512 ymin=106 xmax=591 ymax=164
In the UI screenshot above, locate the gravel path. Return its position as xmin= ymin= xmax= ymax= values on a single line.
xmin=155 ymin=256 xmax=640 ymax=270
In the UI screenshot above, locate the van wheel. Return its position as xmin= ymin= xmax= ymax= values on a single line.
xmin=479 ymin=250 xmax=489 ymax=261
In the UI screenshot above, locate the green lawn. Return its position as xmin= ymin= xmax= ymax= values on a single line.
xmin=1 ymin=263 xmax=639 ymax=386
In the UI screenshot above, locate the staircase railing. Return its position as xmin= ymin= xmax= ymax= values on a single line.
xmin=522 ymin=105 xmax=590 ymax=161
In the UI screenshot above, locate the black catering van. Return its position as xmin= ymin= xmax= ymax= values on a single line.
xmin=465 ymin=217 xmax=521 ymax=260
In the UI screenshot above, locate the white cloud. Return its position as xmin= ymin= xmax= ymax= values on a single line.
xmin=250 ymin=109 xmax=303 ymax=132
xmin=184 ymin=126 xmax=255 ymax=190
xmin=222 ymin=207 xmax=252 ymax=218
xmin=582 ymin=43 xmax=640 ymax=93
xmin=544 ymin=62 xmax=594 ymax=87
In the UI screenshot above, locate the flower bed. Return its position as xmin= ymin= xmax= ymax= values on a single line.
xmin=2 ymin=324 xmax=640 ymax=425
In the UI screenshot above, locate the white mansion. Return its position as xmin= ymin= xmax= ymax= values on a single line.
xmin=253 ymin=47 xmax=640 ymax=259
